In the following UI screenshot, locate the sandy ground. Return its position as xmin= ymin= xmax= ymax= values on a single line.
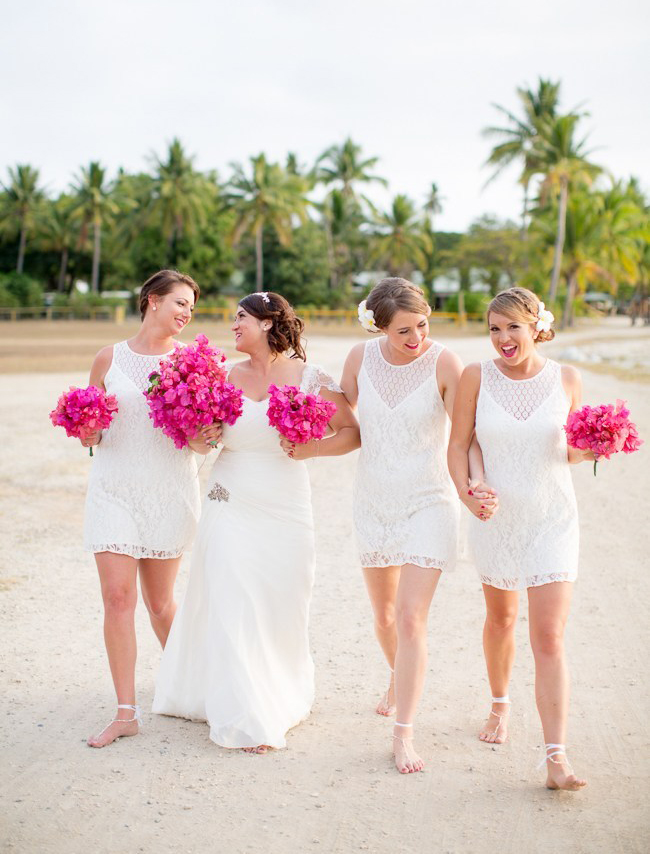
xmin=1 ymin=320 xmax=649 ymax=854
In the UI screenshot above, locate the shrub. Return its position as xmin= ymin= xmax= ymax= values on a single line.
xmin=442 ymin=292 xmax=489 ymax=314
xmin=0 ymin=273 xmax=44 ymax=307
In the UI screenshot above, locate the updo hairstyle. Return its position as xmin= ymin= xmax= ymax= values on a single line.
xmin=487 ymin=287 xmax=555 ymax=343
xmin=366 ymin=277 xmax=431 ymax=331
xmin=239 ymin=292 xmax=306 ymax=361
xmin=140 ymin=270 xmax=200 ymax=320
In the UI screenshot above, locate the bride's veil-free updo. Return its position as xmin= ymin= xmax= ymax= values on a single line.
xmin=366 ymin=277 xmax=431 ymax=330
xmin=487 ymin=287 xmax=556 ymax=343
xmin=238 ymin=292 xmax=307 ymax=361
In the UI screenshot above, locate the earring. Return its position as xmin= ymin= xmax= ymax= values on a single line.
xmin=153 ymin=305 xmax=157 ymax=311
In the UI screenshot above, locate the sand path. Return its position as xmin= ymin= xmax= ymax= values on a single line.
xmin=1 ymin=322 xmax=648 ymax=853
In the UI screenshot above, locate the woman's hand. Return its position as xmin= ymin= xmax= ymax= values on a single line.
xmin=568 ymin=445 xmax=596 ymax=464
xmin=200 ymin=422 xmax=223 ymax=448
xmin=280 ymin=437 xmax=316 ymax=460
xmin=80 ymin=430 xmax=102 ymax=450
xmin=461 ymin=480 xmax=499 ymax=521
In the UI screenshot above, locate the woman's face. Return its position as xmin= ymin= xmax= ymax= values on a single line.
xmin=382 ymin=310 xmax=430 ymax=358
xmin=149 ymin=284 xmax=195 ymax=335
xmin=232 ymin=306 xmax=269 ymax=353
xmin=488 ymin=311 xmax=537 ymax=364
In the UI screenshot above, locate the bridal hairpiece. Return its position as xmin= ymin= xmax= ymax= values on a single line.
xmin=535 ymin=301 xmax=555 ymax=333
xmin=259 ymin=292 xmax=270 ymax=304
xmin=358 ymin=300 xmax=379 ymax=332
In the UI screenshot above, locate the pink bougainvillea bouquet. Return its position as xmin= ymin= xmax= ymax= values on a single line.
xmin=144 ymin=334 xmax=243 ymax=449
xmin=49 ymin=386 xmax=119 ymax=456
xmin=267 ymin=384 xmax=337 ymax=444
xmin=564 ymin=399 xmax=643 ymax=475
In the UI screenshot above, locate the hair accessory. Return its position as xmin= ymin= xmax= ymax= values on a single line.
xmin=259 ymin=292 xmax=270 ymax=304
xmin=535 ymin=301 xmax=554 ymax=333
xmin=358 ymin=299 xmax=379 ymax=332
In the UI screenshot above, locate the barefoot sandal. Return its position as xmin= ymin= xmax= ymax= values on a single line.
xmin=537 ymin=743 xmax=572 ymax=771
xmin=378 ymin=667 xmax=396 ymax=716
xmin=392 ymin=721 xmax=413 ymax=744
xmin=485 ymin=695 xmax=510 ymax=739
xmin=93 ymin=704 xmax=142 ymax=741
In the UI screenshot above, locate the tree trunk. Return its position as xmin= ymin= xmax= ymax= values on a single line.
xmin=520 ymin=182 xmax=529 ymax=240
xmin=91 ymin=221 xmax=101 ymax=293
xmin=58 ymin=247 xmax=69 ymax=292
xmin=561 ymin=271 xmax=577 ymax=329
xmin=549 ymin=178 xmax=568 ymax=302
xmin=324 ymin=219 xmax=337 ymax=291
xmin=255 ymin=225 xmax=264 ymax=292
xmin=17 ymin=223 xmax=27 ymax=274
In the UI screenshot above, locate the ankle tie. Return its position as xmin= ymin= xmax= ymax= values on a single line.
xmin=537 ymin=743 xmax=567 ymax=769
xmin=117 ymin=704 xmax=142 ymax=724
xmin=491 ymin=696 xmax=510 ymax=704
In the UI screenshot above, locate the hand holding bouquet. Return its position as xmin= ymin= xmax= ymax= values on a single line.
xmin=267 ymin=384 xmax=337 ymax=457
xmin=564 ymin=400 xmax=642 ymax=475
xmin=49 ymin=386 xmax=119 ymax=456
xmin=144 ymin=334 xmax=243 ymax=449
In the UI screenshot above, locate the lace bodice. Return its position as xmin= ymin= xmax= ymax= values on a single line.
xmin=83 ymin=341 xmax=200 ymax=558
xmin=353 ymin=339 xmax=459 ymax=569
xmin=468 ymin=359 xmax=579 ymax=589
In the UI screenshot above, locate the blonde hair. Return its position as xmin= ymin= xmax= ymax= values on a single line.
xmin=366 ymin=277 xmax=431 ymax=331
xmin=487 ymin=287 xmax=555 ymax=343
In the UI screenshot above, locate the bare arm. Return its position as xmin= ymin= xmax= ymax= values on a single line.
xmin=339 ymin=343 xmax=365 ymax=409
xmin=281 ymin=386 xmax=360 ymax=460
xmin=83 ymin=346 xmax=114 ymax=449
xmin=562 ymin=364 xmax=595 ymax=464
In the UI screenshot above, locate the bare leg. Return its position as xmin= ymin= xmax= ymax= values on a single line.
xmin=363 ymin=566 xmax=400 ymax=715
xmin=139 ymin=556 xmax=182 ymax=648
xmin=480 ymin=585 xmax=518 ymax=743
xmin=88 ymin=552 xmax=139 ymax=748
xmin=392 ymin=564 xmax=441 ymax=774
xmin=528 ymin=582 xmax=586 ymax=790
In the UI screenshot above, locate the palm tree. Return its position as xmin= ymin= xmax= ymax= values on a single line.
xmin=317 ymin=188 xmax=366 ymax=291
xmin=71 ymin=162 xmax=118 ymax=292
xmin=483 ymin=79 xmax=561 ymax=235
xmin=147 ymin=139 xmax=214 ymax=264
xmin=1 ymin=165 xmax=45 ymax=273
xmin=533 ymin=114 xmax=601 ymax=301
xmin=38 ymin=195 xmax=78 ymax=291
xmin=228 ymin=154 xmax=310 ymax=291
xmin=371 ymin=195 xmax=432 ymax=278
xmin=315 ymin=137 xmax=387 ymax=203
xmin=423 ymin=182 xmax=444 ymax=233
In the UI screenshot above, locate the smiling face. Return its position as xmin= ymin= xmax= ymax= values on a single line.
xmin=488 ymin=310 xmax=538 ymax=364
xmin=148 ymin=283 xmax=196 ymax=334
xmin=232 ymin=305 xmax=270 ymax=353
xmin=381 ymin=310 xmax=430 ymax=358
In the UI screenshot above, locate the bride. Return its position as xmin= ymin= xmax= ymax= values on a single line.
xmin=153 ymin=291 xmax=360 ymax=751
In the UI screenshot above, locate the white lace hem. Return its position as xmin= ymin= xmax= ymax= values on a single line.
xmin=86 ymin=544 xmax=184 ymax=560
xmin=360 ymin=552 xmax=448 ymax=570
xmin=479 ymin=571 xmax=576 ymax=590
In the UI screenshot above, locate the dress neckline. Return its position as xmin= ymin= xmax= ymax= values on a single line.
xmin=230 ymin=363 xmax=310 ymax=403
xmin=375 ymin=337 xmax=437 ymax=368
xmin=124 ymin=340 xmax=175 ymax=358
xmin=491 ymin=358 xmax=549 ymax=383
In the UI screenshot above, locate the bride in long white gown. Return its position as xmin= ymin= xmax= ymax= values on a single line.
xmin=153 ymin=292 xmax=360 ymax=751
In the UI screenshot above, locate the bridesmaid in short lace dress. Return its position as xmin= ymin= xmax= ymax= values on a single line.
xmin=341 ymin=278 xmax=493 ymax=775
xmin=82 ymin=270 xmax=205 ymax=748
xmin=448 ymin=287 xmax=593 ymax=791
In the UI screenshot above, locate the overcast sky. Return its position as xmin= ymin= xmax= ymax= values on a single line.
xmin=3 ymin=0 xmax=649 ymax=231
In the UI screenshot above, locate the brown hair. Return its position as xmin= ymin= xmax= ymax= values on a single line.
xmin=238 ymin=292 xmax=306 ymax=360
xmin=487 ymin=287 xmax=555 ymax=343
xmin=139 ymin=270 xmax=200 ymax=320
xmin=366 ymin=277 xmax=431 ymax=331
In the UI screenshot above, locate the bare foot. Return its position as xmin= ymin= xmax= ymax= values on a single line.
xmin=392 ymin=729 xmax=424 ymax=774
xmin=87 ymin=714 xmax=139 ymax=748
xmin=242 ymin=745 xmax=271 ymax=754
xmin=545 ymin=754 xmax=587 ymax=791
xmin=478 ymin=702 xmax=510 ymax=744
xmin=376 ymin=675 xmax=396 ymax=717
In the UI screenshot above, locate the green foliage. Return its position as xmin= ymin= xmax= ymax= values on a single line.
xmin=443 ymin=292 xmax=490 ymax=314
xmin=0 ymin=272 xmax=44 ymax=306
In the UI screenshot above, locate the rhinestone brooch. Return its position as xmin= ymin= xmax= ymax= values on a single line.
xmin=208 ymin=483 xmax=230 ymax=502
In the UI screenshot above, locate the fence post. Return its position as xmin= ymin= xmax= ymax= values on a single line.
xmin=114 ymin=305 xmax=126 ymax=324
xmin=457 ymin=291 xmax=467 ymax=328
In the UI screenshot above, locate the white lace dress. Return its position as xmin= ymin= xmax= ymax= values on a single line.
xmin=83 ymin=341 xmax=201 ymax=559
xmin=354 ymin=339 xmax=459 ymax=570
xmin=468 ymin=359 xmax=579 ymax=590
xmin=153 ymin=364 xmax=340 ymax=749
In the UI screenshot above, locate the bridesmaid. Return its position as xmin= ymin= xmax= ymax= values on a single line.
xmin=340 ymin=277 xmax=495 ymax=774
xmin=448 ymin=287 xmax=592 ymax=790
xmin=83 ymin=270 xmax=202 ymax=747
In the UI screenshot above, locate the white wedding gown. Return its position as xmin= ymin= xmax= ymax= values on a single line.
xmin=153 ymin=364 xmax=339 ymax=749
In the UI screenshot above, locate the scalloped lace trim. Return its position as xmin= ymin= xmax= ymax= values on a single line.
xmin=87 ymin=544 xmax=184 ymax=559
xmin=360 ymin=552 xmax=447 ymax=570
xmin=480 ymin=571 xmax=576 ymax=590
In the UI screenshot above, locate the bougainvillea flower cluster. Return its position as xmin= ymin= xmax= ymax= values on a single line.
xmin=49 ymin=386 xmax=119 ymax=456
xmin=267 ymin=384 xmax=337 ymax=444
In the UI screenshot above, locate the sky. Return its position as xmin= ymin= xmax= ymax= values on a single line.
xmin=3 ymin=0 xmax=649 ymax=231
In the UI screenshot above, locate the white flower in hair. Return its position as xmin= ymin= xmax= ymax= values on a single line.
xmin=358 ymin=300 xmax=378 ymax=332
xmin=535 ymin=301 xmax=554 ymax=332
xmin=259 ymin=292 xmax=270 ymax=303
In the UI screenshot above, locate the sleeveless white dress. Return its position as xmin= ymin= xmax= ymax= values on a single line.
xmin=353 ymin=339 xmax=459 ymax=570
xmin=83 ymin=341 xmax=200 ymax=559
xmin=153 ymin=364 xmax=340 ymax=749
xmin=468 ymin=359 xmax=579 ymax=590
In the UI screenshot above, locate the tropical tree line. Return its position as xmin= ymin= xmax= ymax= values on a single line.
xmin=0 ymin=79 xmax=648 ymax=324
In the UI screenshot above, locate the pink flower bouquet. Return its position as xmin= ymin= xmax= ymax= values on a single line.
xmin=49 ymin=386 xmax=119 ymax=456
xmin=144 ymin=334 xmax=243 ymax=449
xmin=564 ymin=400 xmax=643 ymax=475
xmin=267 ymin=384 xmax=337 ymax=444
